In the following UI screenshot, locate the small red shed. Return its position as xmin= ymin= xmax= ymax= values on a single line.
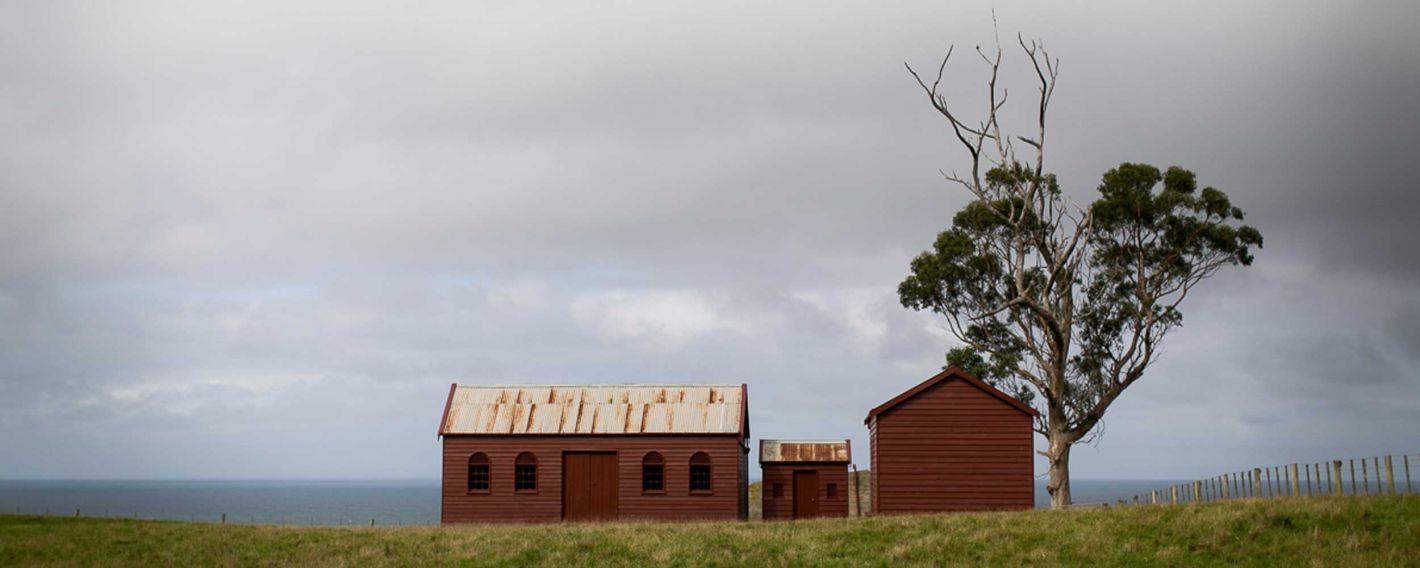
xmin=439 ymin=384 xmax=750 ymax=523
xmin=758 ymin=439 xmax=851 ymax=520
xmin=865 ymin=368 xmax=1038 ymax=514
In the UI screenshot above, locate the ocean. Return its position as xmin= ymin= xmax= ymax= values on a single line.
xmin=0 ymin=478 xmax=1197 ymax=526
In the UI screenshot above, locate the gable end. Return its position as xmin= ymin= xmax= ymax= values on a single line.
xmin=864 ymin=368 xmax=1040 ymax=424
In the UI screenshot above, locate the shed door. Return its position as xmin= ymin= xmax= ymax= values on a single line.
xmin=793 ymin=470 xmax=819 ymax=519
xmin=563 ymin=452 xmax=618 ymax=521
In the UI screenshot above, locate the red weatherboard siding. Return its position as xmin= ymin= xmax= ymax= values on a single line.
xmin=760 ymin=463 xmax=849 ymax=520
xmin=869 ymin=374 xmax=1035 ymax=513
xmin=441 ymin=435 xmax=747 ymax=523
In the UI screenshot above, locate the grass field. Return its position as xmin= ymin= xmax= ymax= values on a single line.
xmin=2 ymin=496 xmax=1416 ymax=567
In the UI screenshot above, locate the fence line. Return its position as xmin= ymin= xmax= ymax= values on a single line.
xmin=1114 ymin=453 xmax=1418 ymax=507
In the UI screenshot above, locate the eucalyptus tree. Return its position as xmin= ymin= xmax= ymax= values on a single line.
xmin=897 ymin=36 xmax=1262 ymax=508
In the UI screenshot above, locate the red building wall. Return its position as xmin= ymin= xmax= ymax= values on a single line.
xmin=760 ymin=463 xmax=849 ymax=520
xmin=441 ymin=435 xmax=747 ymax=523
xmin=869 ymin=373 xmax=1035 ymax=514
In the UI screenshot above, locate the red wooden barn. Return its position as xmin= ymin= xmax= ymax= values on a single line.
xmin=865 ymin=368 xmax=1038 ymax=514
xmin=438 ymin=383 xmax=750 ymax=523
xmin=758 ymin=439 xmax=850 ymax=520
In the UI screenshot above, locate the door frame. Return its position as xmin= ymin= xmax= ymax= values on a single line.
xmin=562 ymin=451 xmax=619 ymax=521
xmin=792 ymin=469 xmax=819 ymax=519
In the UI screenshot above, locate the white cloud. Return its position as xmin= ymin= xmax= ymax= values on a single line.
xmin=571 ymin=289 xmax=771 ymax=344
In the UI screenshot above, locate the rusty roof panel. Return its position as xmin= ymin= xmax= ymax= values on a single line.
xmin=443 ymin=384 xmax=746 ymax=435
xmin=759 ymin=440 xmax=851 ymax=463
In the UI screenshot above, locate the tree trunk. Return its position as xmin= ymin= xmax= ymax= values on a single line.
xmin=1046 ymin=437 xmax=1072 ymax=508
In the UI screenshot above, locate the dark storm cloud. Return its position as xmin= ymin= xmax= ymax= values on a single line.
xmin=1 ymin=0 xmax=1418 ymax=479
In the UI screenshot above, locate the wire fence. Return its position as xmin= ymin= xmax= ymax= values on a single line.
xmin=1112 ymin=453 xmax=1417 ymax=506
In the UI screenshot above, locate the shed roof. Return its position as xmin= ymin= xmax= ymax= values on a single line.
xmin=439 ymin=384 xmax=748 ymax=436
xmin=759 ymin=439 xmax=851 ymax=464
xmin=864 ymin=368 xmax=1041 ymax=424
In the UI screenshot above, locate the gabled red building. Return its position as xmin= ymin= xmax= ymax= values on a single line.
xmin=438 ymin=384 xmax=749 ymax=523
xmin=865 ymin=368 xmax=1038 ymax=513
xmin=759 ymin=439 xmax=851 ymax=520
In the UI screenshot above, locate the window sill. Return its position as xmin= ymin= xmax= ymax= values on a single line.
xmin=689 ymin=490 xmax=714 ymax=496
xmin=466 ymin=490 xmax=491 ymax=495
xmin=514 ymin=490 xmax=539 ymax=495
xmin=642 ymin=490 xmax=666 ymax=496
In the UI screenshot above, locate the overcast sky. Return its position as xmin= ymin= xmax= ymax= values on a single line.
xmin=2 ymin=1 xmax=1418 ymax=481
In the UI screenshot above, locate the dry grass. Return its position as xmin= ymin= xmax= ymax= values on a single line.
xmin=2 ymin=496 xmax=1417 ymax=567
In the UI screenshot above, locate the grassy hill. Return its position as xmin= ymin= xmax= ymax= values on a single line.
xmin=2 ymin=496 xmax=1416 ymax=566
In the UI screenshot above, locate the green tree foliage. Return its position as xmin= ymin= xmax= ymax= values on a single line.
xmin=900 ymin=37 xmax=1261 ymax=507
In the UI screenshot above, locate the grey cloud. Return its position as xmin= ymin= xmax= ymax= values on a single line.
xmin=1388 ymin=303 xmax=1420 ymax=358
xmin=2 ymin=0 xmax=1419 ymax=479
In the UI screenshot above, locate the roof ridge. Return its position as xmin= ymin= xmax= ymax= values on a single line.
xmin=864 ymin=368 xmax=1039 ymax=422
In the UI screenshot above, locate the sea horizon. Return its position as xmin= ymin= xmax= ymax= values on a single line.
xmin=0 ymin=477 xmax=1208 ymax=526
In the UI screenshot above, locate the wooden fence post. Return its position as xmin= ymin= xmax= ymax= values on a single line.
xmin=1406 ymin=455 xmax=1413 ymax=495
xmin=221 ymin=513 xmax=226 ymax=525
xmin=1171 ymin=485 xmax=1178 ymax=504
xmin=1305 ymin=464 xmax=1312 ymax=496
xmin=1253 ymin=468 xmax=1262 ymax=497
xmin=1151 ymin=490 xmax=1158 ymax=504
xmin=1374 ymin=457 xmax=1382 ymax=493
xmin=1290 ymin=464 xmax=1300 ymax=497
xmin=1362 ymin=459 xmax=1370 ymax=494
xmin=1385 ymin=456 xmax=1395 ymax=495
xmin=1333 ymin=461 xmax=1343 ymax=495
xmin=75 ymin=508 xmax=80 ymax=517
xmin=851 ymin=464 xmax=860 ymax=516
xmin=1222 ymin=475 xmax=1229 ymax=499
xmin=1193 ymin=480 xmax=1202 ymax=502
xmin=1350 ymin=460 xmax=1357 ymax=494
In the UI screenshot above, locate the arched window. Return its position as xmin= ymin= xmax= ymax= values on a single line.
xmin=515 ymin=452 xmax=538 ymax=492
xmin=689 ymin=452 xmax=712 ymax=493
xmin=467 ymin=453 xmax=490 ymax=493
xmin=642 ymin=452 xmax=665 ymax=493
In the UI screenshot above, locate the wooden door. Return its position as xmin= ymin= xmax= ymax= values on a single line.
xmin=793 ymin=470 xmax=819 ymax=519
xmin=563 ymin=452 xmax=618 ymax=521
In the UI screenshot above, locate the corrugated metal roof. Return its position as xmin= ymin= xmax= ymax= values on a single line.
xmin=759 ymin=440 xmax=851 ymax=463
xmin=441 ymin=384 xmax=746 ymax=435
